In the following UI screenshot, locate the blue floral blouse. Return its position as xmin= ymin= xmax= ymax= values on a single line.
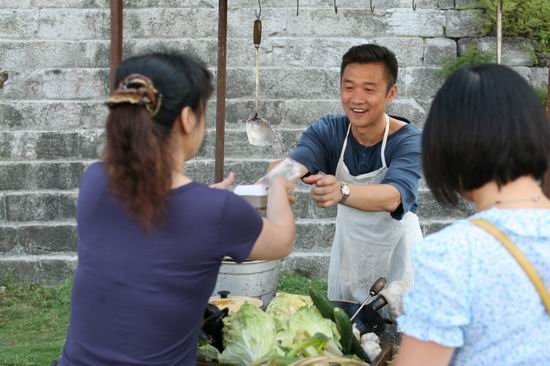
xmin=398 ymin=208 xmax=550 ymax=365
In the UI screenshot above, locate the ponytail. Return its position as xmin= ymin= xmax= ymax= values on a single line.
xmin=103 ymin=53 xmax=213 ymax=230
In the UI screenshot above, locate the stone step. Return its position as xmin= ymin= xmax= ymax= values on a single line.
xmin=0 ymin=216 xmax=455 ymax=258
xmin=0 ymin=216 xmax=455 ymax=284
xmin=0 ymin=98 xmax=426 ymax=131
xmin=0 ymin=183 xmax=471 ymax=222
xmin=0 ymin=66 xmax=446 ymax=103
xmin=0 ymin=7 xmax=481 ymax=42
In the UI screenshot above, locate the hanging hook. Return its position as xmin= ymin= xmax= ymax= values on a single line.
xmin=370 ymin=0 xmax=375 ymax=13
xmin=255 ymin=0 xmax=262 ymax=19
xmin=334 ymin=0 xmax=338 ymax=14
xmin=412 ymin=0 xmax=417 ymax=11
xmin=296 ymin=0 xmax=299 ymax=16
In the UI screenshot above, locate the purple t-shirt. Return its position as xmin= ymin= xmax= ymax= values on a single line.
xmin=59 ymin=162 xmax=263 ymax=365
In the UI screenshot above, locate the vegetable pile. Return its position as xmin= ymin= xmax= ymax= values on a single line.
xmin=198 ymin=288 xmax=373 ymax=365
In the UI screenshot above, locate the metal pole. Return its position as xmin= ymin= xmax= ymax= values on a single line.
xmin=496 ymin=1 xmax=502 ymax=64
xmin=110 ymin=0 xmax=123 ymax=91
xmin=215 ymin=0 xmax=228 ymax=183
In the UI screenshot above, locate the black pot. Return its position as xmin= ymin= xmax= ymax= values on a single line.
xmin=331 ymin=297 xmax=387 ymax=336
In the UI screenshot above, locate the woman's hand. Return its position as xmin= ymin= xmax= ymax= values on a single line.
xmin=270 ymin=176 xmax=296 ymax=204
xmin=209 ymin=172 xmax=236 ymax=190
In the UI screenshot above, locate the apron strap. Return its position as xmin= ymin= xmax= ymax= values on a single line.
xmin=470 ymin=218 xmax=550 ymax=315
xmin=340 ymin=114 xmax=391 ymax=168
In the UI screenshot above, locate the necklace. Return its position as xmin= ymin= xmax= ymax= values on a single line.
xmin=485 ymin=195 xmax=544 ymax=211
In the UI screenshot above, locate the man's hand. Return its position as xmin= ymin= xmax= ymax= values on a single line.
xmin=209 ymin=172 xmax=236 ymax=190
xmin=378 ymin=280 xmax=408 ymax=319
xmin=303 ymin=174 xmax=343 ymax=208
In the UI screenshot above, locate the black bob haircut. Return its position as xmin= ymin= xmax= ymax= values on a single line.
xmin=422 ymin=63 xmax=550 ymax=207
xmin=340 ymin=44 xmax=398 ymax=91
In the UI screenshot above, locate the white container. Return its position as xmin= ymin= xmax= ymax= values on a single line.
xmin=212 ymin=259 xmax=282 ymax=306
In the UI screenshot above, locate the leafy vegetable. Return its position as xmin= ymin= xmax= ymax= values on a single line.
xmin=266 ymin=292 xmax=312 ymax=331
xmin=218 ymin=303 xmax=277 ymax=365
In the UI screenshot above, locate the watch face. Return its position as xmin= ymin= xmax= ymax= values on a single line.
xmin=342 ymin=184 xmax=350 ymax=196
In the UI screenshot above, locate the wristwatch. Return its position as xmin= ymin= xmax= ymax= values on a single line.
xmin=339 ymin=182 xmax=350 ymax=204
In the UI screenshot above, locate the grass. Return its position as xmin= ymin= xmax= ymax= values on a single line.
xmin=0 ymin=271 xmax=326 ymax=365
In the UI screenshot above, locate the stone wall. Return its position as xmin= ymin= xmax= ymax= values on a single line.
xmin=0 ymin=0 xmax=547 ymax=284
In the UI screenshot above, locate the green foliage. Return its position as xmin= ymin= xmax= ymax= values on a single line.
xmin=277 ymin=271 xmax=327 ymax=296
xmin=0 ymin=277 xmax=72 ymax=365
xmin=533 ymin=86 xmax=548 ymax=108
xmin=475 ymin=0 xmax=550 ymax=64
xmin=440 ymin=46 xmax=495 ymax=78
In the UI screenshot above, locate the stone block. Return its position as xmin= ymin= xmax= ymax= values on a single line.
xmin=282 ymin=253 xmax=331 ymax=279
xmin=124 ymin=8 xmax=217 ymax=38
xmin=0 ymin=195 xmax=5 ymax=222
xmin=458 ymin=37 xmax=535 ymax=67
xmin=36 ymin=9 xmax=110 ymax=40
xmin=0 ymin=256 xmax=77 ymax=286
xmin=371 ymin=37 xmax=425 ymax=67
xmin=1 ymin=69 xmax=109 ymax=100
xmin=125 ymin=0 xmax=215 ymax=7
xmin=385 ymin=9 xmax=445 ymax=37
xmin=35 ymin=132 xmax=79 ymax=159
xmin=295 ymin=220 xmax=335 ymax=251
xmin=0 ymin=0 xmax=32 ymax=7
xmin=511 ymin=67 xmax=531 ymax=82
xmin=6 ymin=194 xmax=60 ymax=221
xmin=33 ymin=0 xmax=108 ymax=7
xmin=127 ymin=38 xmax=218 ymax=67
xmin=0 ymin=101 xmax=107 ymax=130
xmin=423 ymin=38 xmax=456 ymax=65
xmin=282 ymin=100 xmax=343 ymax=127
xmin=5 ymin=192 xmax=77 ymax=222
xmin=0 ymin=163 xmax=31 ymax=190
xmin=0 ymin=9 xmax=38 ymax=39
xmin=445 ymin=9 xmax=485 ymax=38
xmin=229 ymin=8 xmax=385 ymax=39
xmin=34 ymin=162 xmax=87 ymax=190
xmin=403 ymin=67 xmax=445 ymax=100
xmin=78 ymin=129 xmax=104 ymax=159
xmin=421 ymin=219 xmax=451 ymax=236
xmin=225 ymin=67 xmax=340 ymax=99
xmin=415 ymin=189 xmax=474 ymax=219
xmin=18 ymin=224 xmax=77 ymax=254
xmin=0 ymin=227 xmax=17 ymax=254
xmin=0 ymin=42 xmax=27 ymax=69
xmin=530 ymin=68 xmax=549 ymax=88
xmin=386 ymin=98 xmax=426 ymax=127
xmin=185 ymin=159 xmax=272 ymax=185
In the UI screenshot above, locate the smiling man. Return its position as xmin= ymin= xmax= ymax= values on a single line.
xmin=279 ymin=44 xmax=423 ymax=305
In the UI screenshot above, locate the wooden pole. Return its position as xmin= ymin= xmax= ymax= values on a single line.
xmin=110 ymin=0 xmax=123 ymax=91
xmin=544 ymin=66 xmax=550 ymax=198
xmin=215 ymin=0 xmax=228 ymax=183
xmin=496 ymin=1 xmax=502 ymax=64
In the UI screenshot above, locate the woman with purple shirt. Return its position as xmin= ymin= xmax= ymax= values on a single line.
xmin=57 ymin=52 xmax=296 ymax=365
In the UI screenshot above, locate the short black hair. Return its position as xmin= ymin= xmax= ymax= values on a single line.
xmin=340 ymin=44 xmax=398 ymax=90
xmin=422 ymin=64 xmax=550 ymax=206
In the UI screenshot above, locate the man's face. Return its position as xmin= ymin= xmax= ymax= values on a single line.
xmin=340 ymin=62 xmax=397 ymax=128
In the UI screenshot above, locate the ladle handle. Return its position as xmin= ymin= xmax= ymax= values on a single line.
xmin=370 ymin=277 xmax=386 ymax=296
xmin=253 ymin=19 xmax=262 ymax=48
xmin=369 ymin=295 xmax=388 ymax=312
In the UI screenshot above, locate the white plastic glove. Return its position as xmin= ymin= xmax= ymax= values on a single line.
xmin=378 ymin=280 xmax=408 ymax=319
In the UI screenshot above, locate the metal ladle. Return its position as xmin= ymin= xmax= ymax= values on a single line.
xmin=245 ymin=16 xmax=275 ymax=146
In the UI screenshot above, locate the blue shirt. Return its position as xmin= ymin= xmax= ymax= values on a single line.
xmin=290 ymin=114 xmax=422 ymax=219
xmin=398 ymin=208 xmax=550 ymax=366
xmin=60 ymin=162 xmax=262 ymax=366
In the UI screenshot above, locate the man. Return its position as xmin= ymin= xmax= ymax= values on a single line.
xmin=274 ymin=44 xmax=423 ymax=305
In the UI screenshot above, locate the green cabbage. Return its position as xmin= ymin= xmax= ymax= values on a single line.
xmin=276 ymin=305 xmax=341 ymax=356
xmin=218 ymin=303 xmax=277 ymax=365
xmin=266 ymin=292 xmax=312 ymax=331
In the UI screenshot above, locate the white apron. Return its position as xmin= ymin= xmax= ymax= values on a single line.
xmin=327 ymin=115 xmax=423 ymax=302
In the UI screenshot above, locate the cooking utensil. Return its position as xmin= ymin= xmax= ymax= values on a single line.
xmin=351 ymin=277 xmax=386 ymax=321
xmin=332 ymin=294 xmax=388 ymax=336
xmin=245 ymin=17 xmax=275 ymax=146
